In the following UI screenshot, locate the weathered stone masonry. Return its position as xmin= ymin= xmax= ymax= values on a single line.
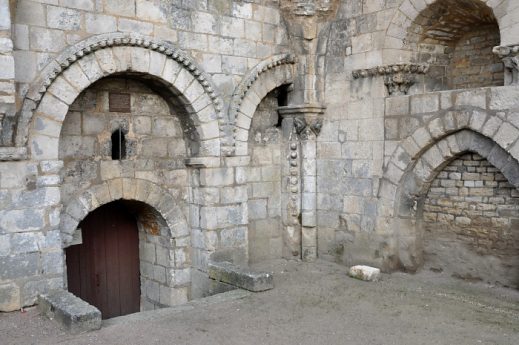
xmin=2 ymin=0 xmax=519 ymax=313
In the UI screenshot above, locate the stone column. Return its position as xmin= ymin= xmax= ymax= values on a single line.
xmin=0 ymin=0 xmax=16 ymax=145
xmin=279 ymin=104 xmax=324 ymax=262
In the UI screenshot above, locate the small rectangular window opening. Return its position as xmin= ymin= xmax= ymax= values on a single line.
xmin=111 ymin=129 xmax=126 ymax=160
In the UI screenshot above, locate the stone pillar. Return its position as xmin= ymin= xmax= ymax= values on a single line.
xmin=0 ymin=0 xmax=15 ymax=145
xmin=278 ymin=104 xmax=324 ymax=262
xmin=185 ymin=155 xmax=249 ymax=271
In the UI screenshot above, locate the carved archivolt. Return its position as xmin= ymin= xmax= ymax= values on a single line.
xmin=17 ymin=33 xmax=224 ymax=148
xmin=229 ymin=53 xmax=297 ymax=155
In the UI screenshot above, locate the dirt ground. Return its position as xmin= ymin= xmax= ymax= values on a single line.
xmin=1 ymin=259 xmax=519 ymax=345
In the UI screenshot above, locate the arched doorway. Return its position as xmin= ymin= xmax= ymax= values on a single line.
xmin=66 ymin=201 xmax=140 ymax=319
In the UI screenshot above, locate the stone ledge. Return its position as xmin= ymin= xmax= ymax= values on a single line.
xmin=0 ymin=147 xmax=27 ymax=161
xmin=184 ymin=156 xmax=221 ymax=168
xmin=37 ymin=289 xmax=101 ymax=333
xmin=208 ymin=261 xmax=274 ymax=292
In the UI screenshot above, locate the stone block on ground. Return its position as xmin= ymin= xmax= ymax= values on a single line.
xmin=37 ymin=289 xmax=101 ymax=333
xmin=348 ymin=265 xmax=381 ymax=282
xmin=208 ymin=261 xmax=273 ymax=292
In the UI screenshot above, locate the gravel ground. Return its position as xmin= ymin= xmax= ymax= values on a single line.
xmin=1 ymin=259 xmax=518 ymax=345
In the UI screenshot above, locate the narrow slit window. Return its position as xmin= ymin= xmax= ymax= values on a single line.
xmin=111 ymin=129 xmax=126 ymax=160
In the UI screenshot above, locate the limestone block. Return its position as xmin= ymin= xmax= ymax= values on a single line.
xmin=59 ymin=0 xmax=93 ymax=11
xmin=221 ymin=17 xmax=244 ymax=38
xmin=0 ymin=209 xmax=45 ymax=233
xmin=85 ymin=13 xmax=116 ymax=34
xmin=192 ymin=11 xmax=217 ymax=34
xmin=222 ymin=56 xmax=248 ymax=75
xmin=221 ymin=185 xmax=248 ymax=204
xmin=0 ymin=234 xmax=10 ymax=256
xmin=136 ymin=0 xmax=166 ymax=23
xmin=233 ymin=2 xmax=252 ymax=19
xmin=174 ymin=68 xmax=195 ymax=94
xmin=38 ymin=289 xmax=101 ymax=333
xmin=0 ymin=253 xmax=39 ymax=279
xmin=0 ymin=55 xmax=15 ymax=80
xmin=168 ymin=267 xmax=191 ymax=286
xmin=159 ymin=286 xmax=188 ymax=306
xmin=481 ymin=116 xmax=503 ymax=138
xmin=0 ymin=282 xmax=20 ymax=312
xmin=105 ymin=0 xmax=135 ymax=17
xmin=11 ymin=232 xmax=43 ymax=254
xmin=29 ymin=27 xmax=66 ymax=53
xmin=95 ymin=49 xmax=117 ymax=75
xmin=410 ymin=93 xmax=439 ymax=114
xmin=208 ymin=261 xmax=273 ymax=292
xmin=455 ymin=89 xmax=487 ymax=109
xmin=15 ymin=0 xmax=44 ymax=26
xmin=494 ymin=122 xmax=519 ymax=149
xmin=348 ymin=265 xmax=381 ymax=281
xmin=78 ymin=54 xmax=104 ymax=83
xmin=220 ymin=227 xmax=246 ymax=248
xmin=248 ymin=199 xmax=267 ymax=220
xmin=47 ymin=6 xmax=81 ymax=30
xmin=149 ymin=51 xmax=166 ymax=76
xmin=200 ymin=168 xmax=234 ymax=187
xmin=42 ymin=251 xmax=64 ymax=275
xmin=489 ymin=87 xmax=519 ymax=110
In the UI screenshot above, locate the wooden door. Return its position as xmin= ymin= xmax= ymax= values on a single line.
xmin=66 ymin=202 xmax=140 ymax=319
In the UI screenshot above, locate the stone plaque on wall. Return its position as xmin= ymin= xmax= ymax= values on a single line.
xmin=109 ymin=92 xmax=131 ymax=112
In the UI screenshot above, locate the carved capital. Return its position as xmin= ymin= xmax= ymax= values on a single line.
xmin=278 ymin=104 xmax=325 ymax=139
xmin=493 ymin=45 xmax=519 ymax=85
xmin=281 ymin=0 xmax=338 ymax=18
xmin=352 ymin=64 xmax=429 ymax=96
xmin=384 ymin=72 xmax=416 ymax=96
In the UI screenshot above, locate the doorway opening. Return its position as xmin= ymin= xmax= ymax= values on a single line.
xmin=66 ymin=201 xmax=139 ymax=319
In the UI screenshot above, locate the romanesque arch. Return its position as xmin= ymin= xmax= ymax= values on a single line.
xmin=17 ymin=33 xmax=225 ymax=159
xmin=384 ymin=0 xmax=506 ymax=91
xmin=60 ymin=178 xmax=189 ymax=247
xmin=385 ymin=0 xmax=506 ymax=51
xmin=229 ymin=54 xmax=297 ymax=156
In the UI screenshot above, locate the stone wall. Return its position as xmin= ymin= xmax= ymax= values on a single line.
xmin=59 ymin=77 xmax=189 ymax=205
xmin=447 ymin=26 xmax=503 ymax=90
xmin=59 ymin=77 xmax=191 ymax=309
xmin=247 ymin=90 xmax=282 ymax=263
xmin=3 ymin=0 xmax=519 ymax=313
xmin=423 ymin=153 xmax=519 ymax=287
xmin=135 ymin=202 xmax=189 ymax=310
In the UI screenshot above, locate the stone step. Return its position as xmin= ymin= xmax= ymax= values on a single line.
xmin=38 ymin=289 xmax=101 ymax=333
xmin=208 ymin=261 xmax=274 ymax=292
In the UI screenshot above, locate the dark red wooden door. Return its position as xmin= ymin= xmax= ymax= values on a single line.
xmin=66 ymin=202 xmax=140 ymax=319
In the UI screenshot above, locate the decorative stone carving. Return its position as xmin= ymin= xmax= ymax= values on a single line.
xmin=280 ymin=0 xmax=339 ymax=18
xmin=352 ymin=64 xmax=430 ymax=96
xmin=493 ymin=45 xmax=519 ymax=85
xmin=228 ymin=53 xmax=297 ymax=155
xmin=17 ymin=33 xmax=224 ymax=149
xmin=294 ymin=118 xmax=323 ymax=140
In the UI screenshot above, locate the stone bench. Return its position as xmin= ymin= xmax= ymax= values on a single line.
xmin=208 ymin=261 xmax=273 ymax=292
xmin=38 ymin=289 xmax=101 ymax=333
